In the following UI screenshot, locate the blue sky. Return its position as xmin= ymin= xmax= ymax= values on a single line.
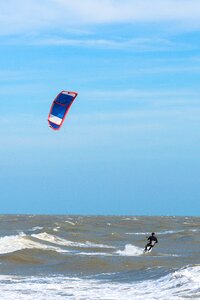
xmin=0 ymin=0 xmax=200 ymax=215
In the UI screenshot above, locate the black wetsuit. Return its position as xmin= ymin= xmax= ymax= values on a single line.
xmin=145 ymin=235 xmax=158 ymax=251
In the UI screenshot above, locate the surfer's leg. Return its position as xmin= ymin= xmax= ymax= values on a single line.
xmin=145 ymin=242 xmax=151 ymax=251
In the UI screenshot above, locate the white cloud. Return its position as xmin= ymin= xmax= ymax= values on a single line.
xmin=28 ymin=36 xmax=177 ymax=51
xmin=82 ymin=88 xmax=200 ymax=101
xmin=1 ymin=0 xmax=200 ymax=35
xmin=56 ymin=0 xmax=200 ymax=23
xmin=2 ymin=34 xmax=193 ymax=52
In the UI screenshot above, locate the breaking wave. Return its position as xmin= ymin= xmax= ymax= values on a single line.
xmin=0 ymin=232 xmax=114 ymax=255
xmin=0 ymin=233 xmax=63 ymax=254
xmin=32 ymin=232 xmax=114 ymax=249
xmin=116 ymin=244 xmax=144 ymax=256
xmin=0 ymin=265 xmax=199 ymax=299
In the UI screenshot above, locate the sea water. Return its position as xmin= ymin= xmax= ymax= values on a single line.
xmin=0 ymin=215 xmax=200 ymax=299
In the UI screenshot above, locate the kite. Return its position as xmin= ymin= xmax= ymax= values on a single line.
xmin=48 ymin=90 xmax=78 ymax=130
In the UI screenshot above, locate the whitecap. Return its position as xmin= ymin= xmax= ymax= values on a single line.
xmin=0 ymin=233 xmax=66 ymax=254
xmin=126 ymin=230 xmax=187 ymax=236
xmin=1 ymin=266 xmax=199 ymax=299
xmin=65 ymin=220 xmax=76 ymax=226
xmin=116 ymin=244 xmax=144 ymax=256
xmin=32 ymin=232 xmax=115 ymax=249
xmin=28 ymin=226 xmax=43 ymax=232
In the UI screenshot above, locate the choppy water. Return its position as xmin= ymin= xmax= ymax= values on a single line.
xmin=0 ymin=215 xmax=200 ymax=299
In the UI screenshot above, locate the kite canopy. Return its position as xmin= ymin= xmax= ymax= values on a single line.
xmin=48 ymin=90 xmax=78 ymax=130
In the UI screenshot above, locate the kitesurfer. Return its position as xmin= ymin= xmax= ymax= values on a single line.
xmin=144 ymin=232 xmax=158 ymax=252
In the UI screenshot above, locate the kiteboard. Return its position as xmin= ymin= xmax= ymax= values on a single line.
xmin=143 ymin=246 xmax=153 ymax=254
xmin=143 ymin=241 xmax=156 ymax=254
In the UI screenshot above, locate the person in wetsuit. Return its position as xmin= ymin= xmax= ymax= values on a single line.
xmin=144 ymin=232 xmax=158 ymax=252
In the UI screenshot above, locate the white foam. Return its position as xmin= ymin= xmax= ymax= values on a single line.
xmin=78 ymin=252 xmax=112 ymax=256
xmin=32 ymin=232 xmax=76 ymax=247
xmin=65 ymin=220 xmax=76 ymax=226
xmin=122 ymin=218 xmax=132 ymax=220
xmin=85 ymin=240 xmax=115 ymax=249
xmin=28 ymin=226 xmax=43 ymax=232
xmin=0 ymin=265 xmax=200 ymax=299
xmin=53 ymin=227 xmax=60 ymax=232
xmin=32 ymin=232 xmax=114 ymax=249
xmin=116 ymin=244 xmax=144 ymax=256
xmin=126 ymin=230 xmax=187 ymax=235
xmin=158 ymin=230 xmax=184 ymax=235
xmin=0 ymin=233 xmax=65 ymax=254
xmin=126 ymin=232 xmax=148 ymax=235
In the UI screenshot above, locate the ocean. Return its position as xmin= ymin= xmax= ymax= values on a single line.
xmin=0 ymin=215 xmax=200 ymax=299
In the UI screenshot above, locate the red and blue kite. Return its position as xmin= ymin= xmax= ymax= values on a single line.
xmin=48 ymin=90 xmax=78 ymax=130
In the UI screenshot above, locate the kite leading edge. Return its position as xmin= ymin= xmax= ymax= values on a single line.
xmin=48 ymin=90 xmax=78 ymax=130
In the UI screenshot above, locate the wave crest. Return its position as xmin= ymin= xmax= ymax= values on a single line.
xmin=116 ymin=244 xmax=144 ymax=256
